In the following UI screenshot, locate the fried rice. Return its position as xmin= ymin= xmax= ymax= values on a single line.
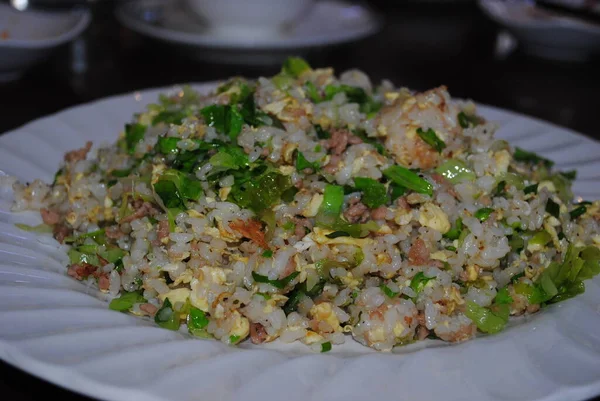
xmin=4 ymin=57 xmax=600 ymax=352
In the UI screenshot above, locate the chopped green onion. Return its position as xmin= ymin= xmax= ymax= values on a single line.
xmin=321 ymin=184 xmax=344 ymax=215
xmin=443 ymin=218 xmax=463 ymax=240
xmin=252 ymin=271 xmax=300 ymax=289
xmin=494 ymin=287 xmax=513 ymax=305
xmin=465 ymin=301 xmax=508 ymax=334
xmin=124 ymin=123 xmax=146 ymax=155
xmin=262 ymin=250 xmax=273 ymax=258
xmin=200 ymin=105 xmax=244 ymax=141
xmin=315 ymin=125 xmax=331 ymax=139
xmin=353 ymin=177 xmax=386 ymax=208
xmin=546 ymin=198 xmax=560 ymax=219
xmin=559 ymin=170 xmax=577 ymax=180
xmin=511 ymin=272 xmax=525 ymax=283
xmin=524 ymin=183 xmax=538 ymax=195
xmin=569 ymin=206 xmax=587 ymax=219
xmin=229 ymin=335 xmax=241 ymax=344
xmin=474 ymin=208 xmax=494 ymax=222
xmin=410 ymin=272 xmax=434 ymax=294
xmin=514 ymin=147 xmax=554 ymax=168
xmin=109 ymin=291 xmax=146 ymax=312
xmin=155 ymin=298 xmax=181 ymax=331
xmin=383 ymin=165 xmax=433 ymax=196
xmin=187 ymin=306 xmax=210 ymax=335
xmin=390 ymin=184 xmax=406 ymax=201
xmin=457 ymin=111 xmax=482 ymax=128
xmin=325 ymin=231 xmax=350 ymax=239
xmin=529 ymin=231 xmax=552 ymax=246
xmin=296 ymin=151 xmax=319 ymax=172
xmin=445 ymin=245 xmax=457 ymax=252
xmin=381 ymin=284 xmax=399 ymax=298
xmin=493 ymin=180 xmax=506 ymax=197
xmin=320 ymin=341 xmax=332 ymax=352
xmin=14 ymin=223 xmax=53 ymax=233
xmin=434 ymin=160 xmax=476 ymax=184
xmin=282 ymin=56 xmax=311 ymax=78
xmin=508 ymin=235 xmax=525 ymax=253
xmin=416 ymin=128 xmax=446 ymax=153
xmin=305 ymin=81 xmax=322 ymax=103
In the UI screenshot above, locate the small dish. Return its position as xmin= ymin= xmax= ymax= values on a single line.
xmin=478 ymin=0 xmax=600 ymax=61
xmin=0 ymin=3 xmax=91 ymax=83
xmin=115 ymin=0 xmax=381 ymax=65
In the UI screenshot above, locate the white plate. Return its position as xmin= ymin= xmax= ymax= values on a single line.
xmin=115 ymin=0 xmax=381 ymax=64
xmin=0 ymin=3 xmax=90 ymax=82
xmin=1 ymin=83 xmax=600 ymax=401
xmin=478 ymin=0 xmax=600 ymax=61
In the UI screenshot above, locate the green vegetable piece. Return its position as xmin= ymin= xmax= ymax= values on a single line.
xmin=282 ymin=57 xmax=311 ymax=78
xmin=560 ymin=170 xmax=577 ymax=180
xmin=296 ymin=151 xmax=319 ymax=172
xmin=457 ymin=112 xmax=482 ymax=128
xmin=321 ymin=184 xmax=344 ymax=215
xmin=352 ymin=129 xmax=387 ymax=156
xmin=200 ymin=105 xmax=244 ymax=141
xmin=416 ymin=128 xmax=446 ymax=153
xmin=381 ymin=284 xmax=399 ymax=298
xmin=152 ymin=110 xmax=188 ymax=126
xmin=410 ymin=272 xmax=434 ymax=294
xmin=231 ymin=170 xmax=292 ymax=213
xmin=444 ymin=218 xmax=463 ymax=240
xmin=124 ymin=123 xmax=146 ymax=155
xmin=474 ymin=208 xmax=494 ymax=222
xmin=229 ymin=335 xmax=241 ymax=344
xmin=508 ymin=235 xmax=525 ymax=253
xmin=321 ymin=341 xmax=332 ymax=353
xmin=433 ymin=160 xmax=475 ymax=184
xmin=155 ymin=298 xmax=181 ymax=331
xmin=262 ymin=250 xmax=273 ymax=258
xmin=514 ymin=147 xmax=554 ymax=168
xmin=465 ymin=301 xmax=507 ymax=334
xmin=187 ymin=306 xmax=209 ymax=336
xmin=445 ymin=245 xmax=457 ymax=252
xmin=390 ymin=184 xmax=406 ymax=201
xmin=529 ymin=231 xmax=552 ymax=246
xmin=305 ymin=81 xmax=322 ymax=103
xmin=14 ymin=223 xmax=53 ymax=234
xmin=155 ymin=136 xmax=180 ymax=155
xmin=383 ymin=165 xmax=433 ymax=196
xmin=325 ymin=231 xmax=350 ymax=239
xmin=353 ymin=177 xmax=386 ymax=208
xmin=494 ymin=287 xmax=513 ymax=305
xmin=545 ymin=198 xmax=560 ymax=219
xmin=511 ymin=272 xmax=525 ymax=283
xmin=493 ymin=180 xmax=506 ymax=197
xmin=154 ymin=180 xmax=185 ymax=210
xmin=315 ymin=125 xmax=331 ymax=139
xmin=252 ymin=271 xmax=300 ymax=289
xmin=569 ymin=206 xmax=587 ymax=219
xmin=109 ymin=291 xmax=146 ymax=312
xmin=524 ymin=183 xmax=538 ymax=195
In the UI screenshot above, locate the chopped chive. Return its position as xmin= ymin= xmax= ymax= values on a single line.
xmin=380 ymin=284 xmax=399 ymax=298
xmin=569 ymin=206 xmax=587 ymax=219
xmin=445 ymin=245 xmax=457 ymax=252
xmin=229 ymin=335 xmax=241 ymax=344
xmin=262 ymin=250 xmax=274 ymax=258
xmin=524 ymin=183 xmax=538 ymax=195
xmin=320 ymin=341 xmax=332 ymax=352
xmin=474 ymin=208 xmax=494 ymax=222
xmin=513 ymin=147 xmax=554 ymax=168
xmin=326 ymin=231 xmax=350 ymax=239
xmin=416 ymin=128 xmax=446 ymax=153
xmin=546 ymin=198 xmax=560 ymax=219
xmin=383 ymin=165 xmax=433 ymax=196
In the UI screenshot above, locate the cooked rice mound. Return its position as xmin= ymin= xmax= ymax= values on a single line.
xmin=8 ymin=58 xmax=600 ymax=352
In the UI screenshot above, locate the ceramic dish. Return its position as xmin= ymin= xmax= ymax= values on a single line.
xmin=115 ymin=0 xmax=381 ymax=64
xmin=0 ymin=82 xmax=599 ymax=401
xmin=0 ymin=3 xmax=90 ymax=82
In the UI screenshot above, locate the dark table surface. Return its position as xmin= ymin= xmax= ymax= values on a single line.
xmin=1 ymin=1 xmax=599 ymax=400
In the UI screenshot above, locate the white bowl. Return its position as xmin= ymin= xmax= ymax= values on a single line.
xmin=478 ymin=0 xmax=600 ymax=61
xmin=0 ymin=4 xmax=91 ymax=83
xmin=185 ymin=0 xmax=314 ymax=39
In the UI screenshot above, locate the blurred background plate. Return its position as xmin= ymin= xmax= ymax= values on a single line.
xmin=478 ymin=0 xmax=600 ymax=61
xmin=0 ymin=2 xmax=90 ymax=82
xmin=115 ymin=0 xmax=382 ymax=65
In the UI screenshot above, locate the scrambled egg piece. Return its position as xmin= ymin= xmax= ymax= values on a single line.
xmin=338 ymin=271 xmax=361 ymax=289
xmin=189 ymin=266 xmax=230 ymax=311
xmin=311 ymin=227 xmax=375 ymax=246
xmin=394 ymin=207 xmax=413 ymax=226
xmin=539 ymin=180 xmax=556 ymax=193
xmin=493 ymin=150 xmax=510 ymax=176
xmin=393 ymin=322 xmax=406 ymax=337
xmin=282 ymin=143 xmax=298 ymax=163
xmin=151 ymin=163 xmax=167 ymax=185
xmin=219 ymin=186 xmax=231 ymax=201
xmin=159 ymin=288 xmax=190 ymax=307
xmin=229 ymin=310 xmax=249 ymax=342
xmin=465 ymin=265 xmax=480 ymax=282
xmin=418 ymin=203 xmax=450 ymax=234
xmin=310 ymin=302 xmax=342 ymax=332
xmin=304 ymin=331 xmax=324 ymax=345
xmin=303 ymin=194 xmax=323 ymax=218
xmin=278 ymin=165 xmax=296 ymax=176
